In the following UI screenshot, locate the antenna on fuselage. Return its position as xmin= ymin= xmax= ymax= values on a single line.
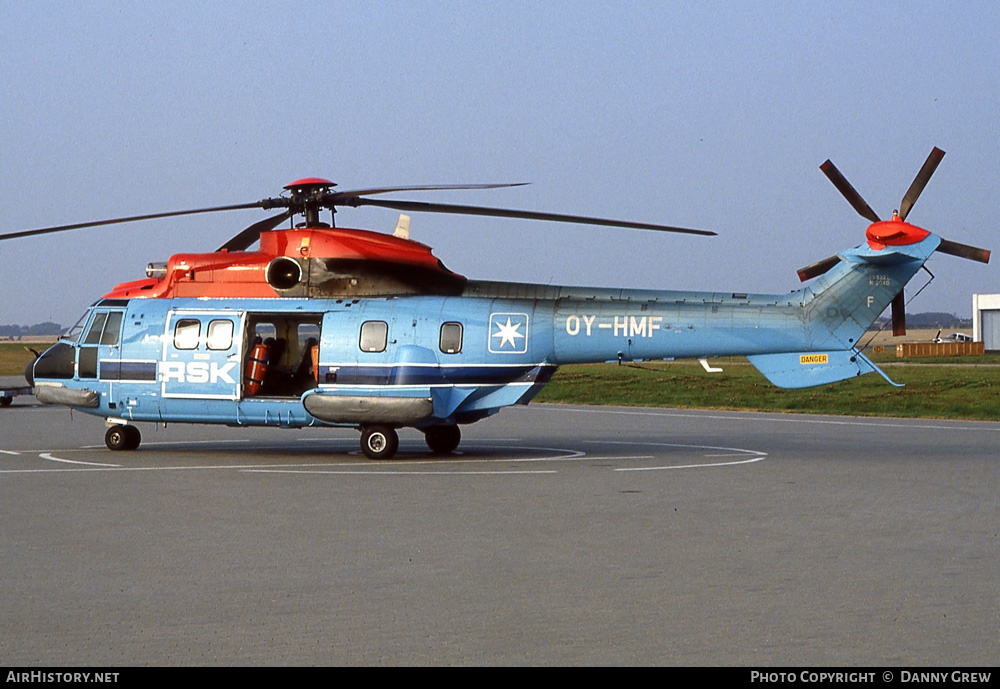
xmin=393 ymin=214 xmax=411 ymax=240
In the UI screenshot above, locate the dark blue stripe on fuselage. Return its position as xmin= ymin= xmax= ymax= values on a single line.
xmin=319 ymin=364 xmax=556 ymax=387
xmin=99 ymin=360 xmax=157 ymax=382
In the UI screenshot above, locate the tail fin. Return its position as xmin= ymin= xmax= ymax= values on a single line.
xmin=801 ymin=233 xmax=940 ymax=348
xmin=747 ymin=234 xmax=940 ymax=389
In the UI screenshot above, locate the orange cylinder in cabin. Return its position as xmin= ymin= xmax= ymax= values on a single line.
xmin=244 ymin=343 xmax=270 ymax=396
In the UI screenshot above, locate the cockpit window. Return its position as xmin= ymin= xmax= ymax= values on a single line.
xmin=100 ymin=312 xmax=123 ymax=346
xmin=64 ymin=311 xmax=90 ymax=342
xmin=84 ymin=313 xmax=109 ymax=345
xmin=82 ymin=311 xmax=124 ymax=346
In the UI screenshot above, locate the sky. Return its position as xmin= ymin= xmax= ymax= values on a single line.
xmin=1 ymin=0 xmax=998 ymax=326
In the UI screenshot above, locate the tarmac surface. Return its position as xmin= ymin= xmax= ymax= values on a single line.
xmin=1 ymin=396 xmax=998 ymax=666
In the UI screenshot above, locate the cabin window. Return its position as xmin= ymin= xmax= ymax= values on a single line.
xmin=359 ymin=321 xmax=388 ymax=353
xmin=297 ymin=323 xmax=320 ymax=349
xmin=439 ymin=322 xmax=463 ymax=354
xmin=206 ymin=319 xmax=234 ymax=351
xmin=173 ymin=319 xmax=201 ymax=350
xmin=253 ymin=322 xmax=277 ymax=341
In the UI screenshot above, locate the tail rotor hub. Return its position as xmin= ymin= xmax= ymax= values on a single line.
xmin=865 ymin=212 xmax=930 ymax=250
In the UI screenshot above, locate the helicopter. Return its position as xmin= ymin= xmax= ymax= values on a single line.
xmin=0 ymin=148 xmax=989 ymax=459
xmin=933 ymin=329 xmax=973 ymax=343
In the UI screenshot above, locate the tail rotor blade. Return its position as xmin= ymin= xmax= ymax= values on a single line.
xmin=797 ymin=255 xmax=841 ymax=282
xmin=891 ymin=292 xmax=907 ymax=336
xmin=898 ymin=147 xmax=945 ymax=221
xmin=820 ymin=160 xmax=881 ymax=223
xmin=937 ymin=238 xmax=991 ymax=264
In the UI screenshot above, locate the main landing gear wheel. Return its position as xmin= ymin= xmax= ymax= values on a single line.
xmin=360 ymin=425 xmax=399 ymax=460
xmin=105 ymin=424 xmax=141 ymax=451
xmin=424 ymin=424 xmax=461 ymax=454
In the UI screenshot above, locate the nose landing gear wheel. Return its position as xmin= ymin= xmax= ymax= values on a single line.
xmin=360 ymin=425 xmax=399 ymax=460
xmin=424 ymin=424 xmax=461 ymax=454
xmin=105 ymin=424 xmax=141 ymax=451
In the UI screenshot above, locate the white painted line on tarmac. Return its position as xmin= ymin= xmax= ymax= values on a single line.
xmin=243 ymin=468 xmax=559 ymax=476
xmin=80 ymin=438 xmax=257 ymax=449
xmin=583 ymin=438 xmax=767 ymax=472
xmin=616 ymin=455 xmax=766 ymax=472
xmin=585 ymin=455 xmax=655 ymax=461
xmin=38 ymin=453 xmax=119 ymax=468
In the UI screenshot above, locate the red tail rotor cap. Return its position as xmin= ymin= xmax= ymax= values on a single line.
xmin=866 ymin=211 xmax=929 ymax=250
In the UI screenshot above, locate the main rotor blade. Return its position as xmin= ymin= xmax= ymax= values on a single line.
xmin=797 ymin=255 xmax=841 ymax=282
xmin=217 ymin=210 xmax=292 ymax=252
xmin=0 ymin=202 xmax=266 ymax=242
xmin=332 ymin=183 xmax=529 ymax=198
xmin=898 ymin=147 xmax=945 ymax=221
xmin=937 ymin=238 xmax=991 ymax=263
xmin=342 ymin=197 xmax=717 ymax=236
xmin=820 ymin=160 xmax=881 ymax=224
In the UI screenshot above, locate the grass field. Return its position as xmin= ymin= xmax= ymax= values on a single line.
xmin=4 ymin=341 xmax=997 ymax=421
xmin=0 ymin=343 xmax=41 ymax=378
xmin=536 ymin=358 xmax=1000 ymax=421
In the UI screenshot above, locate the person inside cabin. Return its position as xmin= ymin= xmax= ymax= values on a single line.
xmin=292 ymin=337 xmax=319 ymax=390
xmin=260 ymin=337 xmax=289 ymax=395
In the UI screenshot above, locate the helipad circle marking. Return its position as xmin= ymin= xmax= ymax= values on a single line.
xmin=3 ymin=439 xmax=765 ymax=475
xmin=582 ymin=439 xmax=766 ymax=471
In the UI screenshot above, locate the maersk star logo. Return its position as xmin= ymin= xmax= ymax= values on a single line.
xmin=489 ymin=312 xmax=529 ymax=354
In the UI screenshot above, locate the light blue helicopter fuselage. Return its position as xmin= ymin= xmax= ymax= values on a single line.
xmin=30 ymin=233 xmax=937 ymax=444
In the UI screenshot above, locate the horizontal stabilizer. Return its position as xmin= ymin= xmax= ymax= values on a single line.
xmin=746 ymin=350 xmax=900 ymax=389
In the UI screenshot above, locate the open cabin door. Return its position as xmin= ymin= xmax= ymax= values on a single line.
xmin=241 ymin=313 xmax=322 ymax=398
xmin=160 ymin=311 xmax=244 ymax=400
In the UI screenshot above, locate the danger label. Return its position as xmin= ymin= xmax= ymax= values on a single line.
xmin=799 ymin=354 xmax=829 ymax=365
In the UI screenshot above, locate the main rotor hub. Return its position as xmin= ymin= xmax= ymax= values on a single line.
xmin=283 ymin=178 xmax=336 ymax=194
xmin=283 ymin=178 xmax=337 ymax=227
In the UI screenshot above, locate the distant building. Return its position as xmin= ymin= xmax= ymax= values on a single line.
xmin=972 ymin=295 xmax=1000 ymax=350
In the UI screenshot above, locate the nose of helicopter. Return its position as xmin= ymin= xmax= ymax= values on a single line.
xmin=24 ymin=358 xmax=35 ymax=387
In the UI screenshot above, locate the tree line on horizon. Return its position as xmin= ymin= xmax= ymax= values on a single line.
xmin=0 ymin=322 xmax=64 ymax=337
xmin=872 ymin=312 xmax=972 ymax=329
